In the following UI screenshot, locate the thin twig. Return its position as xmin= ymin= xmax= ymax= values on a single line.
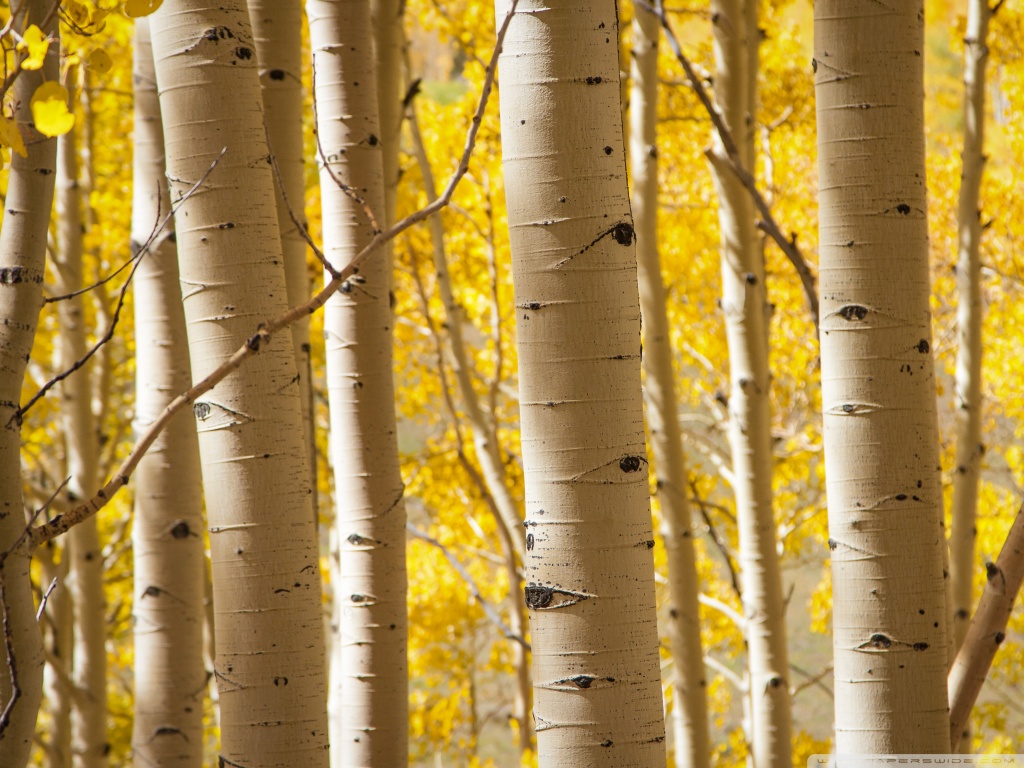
xmin=690 ymin=479 xmax=742 ymax=599
xmin=643 ymin=0 xmax=820 ymax=333
xmin=21 ymin=0 xmax=520 ymax=553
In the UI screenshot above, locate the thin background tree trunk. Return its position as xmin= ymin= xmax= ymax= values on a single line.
xmin=629 ymin=6 xmax=710 ymax=767
xmin=495 ymin=0 xmax=666 ymax=763
xmin=308 ymin=1 xmax=409 ymax=764
xmin=815 ymin=0 xmax=951 ymax=752
xmin=130 ymin=19 xmax=207 ymax=768
xmin=150 ymin=2 xmax=329 ymax=764
xmin=707 ymin=2 xmax=793 ymax=766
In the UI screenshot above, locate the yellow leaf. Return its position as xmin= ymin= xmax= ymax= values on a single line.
xmin=17 ymin=25 xmax=49 ymax=71
xmin=87 ymin=49 xmax=112 ymax=74
xmin=0 ymin=115 xmax=27 ymax=157
xmin=65 ymin=0 xmax=90 ymax=27
xmin=30 ymin=82 xmax=74 ymax=138
xmin=123 ymin=0 xmax=163 ymax=18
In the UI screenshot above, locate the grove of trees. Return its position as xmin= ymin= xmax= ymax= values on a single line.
xmin=1 ymin=0 xmax=1023 ymax=766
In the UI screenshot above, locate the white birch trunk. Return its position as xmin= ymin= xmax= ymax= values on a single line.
xmin=130 ymin=20 xmax=207 ymax=767
xmin=0 ymin=4 xmax=59 ymax=764
xmin=815 ymin=0 xmax=950 ymax=752
xmin=949 ymin=0 xmax=992 ymax=671
xmin=150 ymin=3 xmax=329 ymax=765
xmin=248 ymin=0 xmax=318 ymax=516
xmin=53 ymin=64 xmax=108 ymax=768
xmin=708 ymin=3 xmax=792 ymax=767
xmin=307 ymin=2 xmax=409 ymax=764
xmin=495 ymin=1 xmax=666 ymax=764
xmin=629 ymin=7 xmax=710 ymax=768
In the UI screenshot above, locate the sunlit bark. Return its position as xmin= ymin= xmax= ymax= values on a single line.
xmin=495 ymin=1 xmax=666 ymax=764
xmin=815 ymin=0 xmax=950 ymax=752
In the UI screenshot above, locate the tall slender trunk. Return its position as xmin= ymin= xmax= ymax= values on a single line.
xmin=248 ymin=0 xmax=318 ymax=517
xmin=150 ymin=3 xmax=329 ymax=765
xmin=495 ymin=1 xmax=666 ymax=764
xmin=0 ymin=4 xmax=60 ymax=765
xmin=815 ymin=0 xmax=950 ymax=752
xmin=53 ymin=62 xmax=108 ymax=768
xmin=408 ymin=107 xmax=533 ymax=756
xmin=130 ymin=20 xmax=207 ymax=768
xmin=40 ymin=542 xmax=72 ymax=768
xmin=949 ymin=0 xmax=992 ymax=675
xmin=708 ymin=3 xmax=792 ymax=767
xmin=307 ymin=2 xmax=409 ymax=765
xmin=371 ymin=0 xmax=404 ymax=224
xmin=629 ymin=7 xmax=709 ymax=768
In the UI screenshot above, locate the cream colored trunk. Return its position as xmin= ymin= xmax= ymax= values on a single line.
xmin=130 ymin=20 xmax=207 ymax=767
xmin=629 ymin=7 xmax=710 ymax=768
xmin=408 ymin=110 xmax=534 ymax=754
xmin=371 ymin=0 xmax=404 ymax=223
xmin=53 ymin=68 xmax=108 ymax=768
xmin=709 ymin=3 xmax=792 ymax=767
xmin=150 ymin=3 xmax=329 ymax=765
xmin=950 ymin=0 xmax=991 ymax=666
xmin=815 ymin=0 xmax=950 ymax=752
xmin=496 ymin=1 xmax=666 ymax=764
xmin=308 ymin=2 xmax=409 ymax=765
xmin=249 ymin=0 xmax=318 ymax=516
xmin=0 ymin=4 xmax=58 ymax=765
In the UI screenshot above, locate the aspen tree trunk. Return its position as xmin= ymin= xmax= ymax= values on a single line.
xmin=0 ymin=4 xmax=59 ymax=764
xmin=371 ymin=0 xmax=404 ymax=223
xmin=408 ymin=110 xmax=533 ymax=755
xmin=53 ymin=63 xmax=108 ymax=768
xmin=248 ymin=0 xmax=318 ymax=516
xmin=40 ymin=543 xmax=72 ymax=768
xmin=307 ymin=2 xmax=408 ymax=764
xmin=629 ymin=7 xmax=710 ymax=768
xmin=707 ymin=4 xmax=792 ymax=767
xmin=150 ymin=4 xmax=329 ymax=766
xmin=949 ymin=0 xmax=992 ymax=673
xmin=130 ymin=20 xmax=207 ymax=768
xmin=495 ymin=1 xmax=666 ymax=764
xmin=815 ymin=0 xmax=950 ymax=752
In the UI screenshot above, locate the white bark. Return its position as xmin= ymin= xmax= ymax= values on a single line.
xmin=0 ymin=3 xmax=59 ymax=764
xmin=248 ymin=0 xmax=318 ymax=517
xmin=307 ymin=1 xmax=409 ymax=764
xmin=629 ymin=7 xmax=710 ymax=768
xmin=495 ymin=1 xmax=666 ymax=764
xmin=815 ymin=0 xmax=950 ymax=752
xmin=130 ymin=20 xmax=207 ymax=767
xmin=150 ymin=3 xmax=329 ymax=765
xmin=949 ymin=0 xmax=992 ymax=669
xmin=708 ymin=3 xmax=792 ymax=767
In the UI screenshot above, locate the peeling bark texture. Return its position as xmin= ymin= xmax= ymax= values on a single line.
xmin=54 ymin=63 xmax=108 ymax=768
xmin=308 ymin=1 xmax=409 ymax=765
xmin=248 ymin=0 xmax=318 ymax=518
xmin=0 ymin=3 xmax=58 ymax=765
xmin=629 ymin=7 xmax=710 ymax=768
xmin=815 ymin=0 xmax=950 ymax=753
xmin=150 ymin=3 xmax=329 ymax=766
xmin=130 ymin=20 xmax=207 ymax=768
xmin=495 ymin=1 xmax=666 ymax=764
xmin=708 ymin=2 xmax=792 ymax=767
xmin=949 ymin=0 xmax=991 ymax=673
